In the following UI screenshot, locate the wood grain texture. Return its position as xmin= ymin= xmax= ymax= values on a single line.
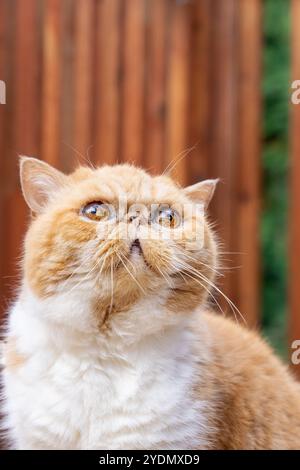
xmin=187 ymin=0 xmax=212 ymax=184
xmin=234 ymin=0 xmax=262 ymax=328
xmin=94 ymin=0 xmax=121 ymax=166
xmin=5 ymin=0 xmax=41 ymax=312
xmin=41 ymin=0 xmax=62 ymax=167
xmin=120 ymin=0 xmax=145 ymax=165
xmin=0 ymin=0 xmax=11 ymax=313
xmin=59 ymin=0 xmax=75 ymax=173
xmin=72 ymin=0 xmax=95 ymax=166
xmin=209 ymin=0 xmax=238 ymax=309
xmin=290 ymin=0 xmax=300 ymax=378
xmin=165 ymin=0 xmax=190 ymax=185
xmin=144 ymin=0 xmax=169 ymax=174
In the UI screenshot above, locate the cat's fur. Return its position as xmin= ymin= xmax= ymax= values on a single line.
xmin=2 ymin=157 xmax=300 ymax=449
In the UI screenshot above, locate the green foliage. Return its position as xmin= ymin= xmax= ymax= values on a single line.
xmin=262 ymin=0 xmax=290 ymax=357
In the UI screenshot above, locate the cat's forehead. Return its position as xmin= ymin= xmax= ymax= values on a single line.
xmin=69 ymin=164 xmax=183 ymax=204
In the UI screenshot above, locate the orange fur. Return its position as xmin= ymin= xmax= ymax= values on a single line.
xmin=3 ymin=337 xmax=27 ymax=370
xmin=192 ymin=312 xmax=300 ymax=449
xmin=12 ymin=157 xmax=300 ymax=449
xmin=23 ymin=162 xmax=216 ymax=317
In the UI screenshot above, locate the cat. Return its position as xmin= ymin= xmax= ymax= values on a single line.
xmin=2 ymin=156 xmax=300 ymax=449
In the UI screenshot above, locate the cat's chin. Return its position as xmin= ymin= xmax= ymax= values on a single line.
xmin=128 ymin=240 xmax=154 ymax=271
xmin=129 ymin=251 xmax=155 ymax=274
xmin=130 ymin=251 xmax=145 ymax=264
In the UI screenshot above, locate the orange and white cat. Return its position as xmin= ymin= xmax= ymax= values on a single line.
xmin=2 ymin=157 xmax=300 ymax=449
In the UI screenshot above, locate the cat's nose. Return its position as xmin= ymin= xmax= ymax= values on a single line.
xmin=129 ymin=214 xmax=138 ymax=223
xmin=128 ymin=210 xmax=147 ymax=224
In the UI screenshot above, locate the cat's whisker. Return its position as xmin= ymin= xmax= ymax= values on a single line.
xmin=86 ymin=144 xmax=94 ymax=164
xmin=63 ymin=141 xmax=96 ymax=170
xmin=59 ymin=261 xmax=92 ymax=286
xmin=174 ymin=267 xmax=226 ymax=318
xmin=48 ymin=227 xmax=108 ymax=287
xmin=153 ymin=251 xmax=226 ymax=317
xmin=59 ymin=248 xmax=98 ymax=288
xmin=174 ymin=258 xmax=246 ymax=325
xmin=218 ymin=251 xmax=245 ymax=256
xmin=218 ymin=265 xmax=243 ymax=271
xmin=161 ymin=143 xmax=198 ymax=177
xmin=116 ymin=253 xmax=146 ymax=295
xmin=154 ymin=264 xmax=174 ymax=289
xmin=174 ymin=247 xmax=224 ymax=277
xmin=159 ymin=250 xmax=243 ymax=324
xmin=63 ymin=255 xmax=104 ymax=296
xmin=155 ymin=238 xmax=223 ymax=278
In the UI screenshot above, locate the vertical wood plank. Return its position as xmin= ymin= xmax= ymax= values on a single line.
xmin=94 ymin=0 xmax=121 ymax=166
xmin=0 ymin=0 xmax=43 ymax=320
xmin=41 ymin=0 xmax=62 ymax=166
xmin=0 ymin=0 xmax=12 ymax=318
xmin=187 ymin=0 xmax=212 ymax=184
xmin=235 ymin=0 xmax=262 ymax=328
xmin=13 ymin=0 xmax=41 ymax=158
xmin=290 ymin=0 xmax=300 ymax=378
xmin=0 ymin=0 xmax=16 ymax=193
xmin=120 ymin=0 xmax=145 ymax=165
xmin=144 ymin=0 xmax=169 ymax=174
xmin=0 ymin=0 xmax=9 ymax=191
xmin=72 ymin=0 xmax=95 ymax=166
xmin=165 ymin=0 xmax=190 ymax=186
xmin=209 ymin=0 xmax=238 ymax=309
xmin=59 ymin=0 xmax=75 ymax=172
xmin=2 ymin=0 xmax=41 ymax=316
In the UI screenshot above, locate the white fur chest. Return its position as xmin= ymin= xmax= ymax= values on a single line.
xmin=3 ymin=294 xmax=211 ymax=450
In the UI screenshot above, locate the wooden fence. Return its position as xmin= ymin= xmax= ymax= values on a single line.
xmin=290 ymin=0 xmax=300 ymax=377
xmin=0 ymin=0 xmax=298 ymax=373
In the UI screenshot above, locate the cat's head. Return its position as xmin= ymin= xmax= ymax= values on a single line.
xmin=20 ymin=157 xmax=218 ymax=334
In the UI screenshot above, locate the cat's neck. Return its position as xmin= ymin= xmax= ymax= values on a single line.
xmin=7 ymin=287 xmax=214 ymax=450
xmin=11 ymin=284 xmax=202 ymax=359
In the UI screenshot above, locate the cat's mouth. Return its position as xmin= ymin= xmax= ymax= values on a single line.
xmin=129 ymin=239 xmax=153 ymax=270
xmin=130 ymin=239 xmax=143 ymax=256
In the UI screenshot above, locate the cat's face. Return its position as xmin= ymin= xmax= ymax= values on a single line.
xmin=20 ymin=157 xmax=218 ymax=331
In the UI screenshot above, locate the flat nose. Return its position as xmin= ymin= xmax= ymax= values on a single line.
xmin=129 ymin=214 xmax=138 ymax=222
xmin=128 ymin=210 xmax=147 ymax=224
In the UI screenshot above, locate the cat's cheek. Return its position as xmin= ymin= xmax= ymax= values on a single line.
xmin=23 ymin=211 xmax=99 ymax=298
xmin=23 ymin=237 xmax=76 ymax=298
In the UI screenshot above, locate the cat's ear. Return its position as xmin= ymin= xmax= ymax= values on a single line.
xmin=20 ymin=156 xmax=67 ymax=213
xmin=184 ymin=179 xmax=219 ymax=209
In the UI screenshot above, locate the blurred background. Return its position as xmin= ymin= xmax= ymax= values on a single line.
xmin=0 ymin=0 xmax=299 ymax=376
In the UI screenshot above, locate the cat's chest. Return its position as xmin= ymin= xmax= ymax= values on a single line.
xmin=26 ymin=347 xmax=207 ymax=449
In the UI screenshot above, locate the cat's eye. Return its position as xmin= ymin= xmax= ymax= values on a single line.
xmin=153 ymin=206 xmax=181 ymax=228
xmin=81 ymin=202 xmax=112 ymax=222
